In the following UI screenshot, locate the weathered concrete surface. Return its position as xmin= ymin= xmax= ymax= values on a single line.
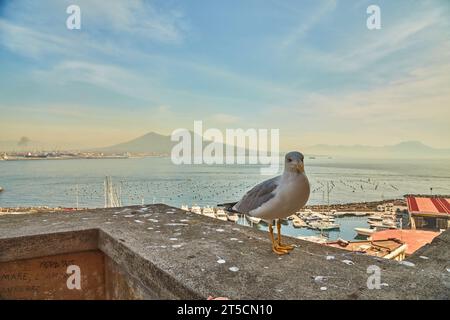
xmin=0 ymin=250 xmax=105 ymax=299
xmin=0 ymin=204 xmax=449 ymax=300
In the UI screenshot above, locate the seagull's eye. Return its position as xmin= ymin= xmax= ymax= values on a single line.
xmin=287 ymin=158 xmax=292 ymax=162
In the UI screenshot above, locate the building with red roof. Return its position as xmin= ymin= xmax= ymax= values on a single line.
xmin=405 ymin=195 xmax=450 ymax=231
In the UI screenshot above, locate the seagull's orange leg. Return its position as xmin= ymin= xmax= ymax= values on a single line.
xmin=269 ymin=224 xmax=289 ymax=255
xmin=276 ymin=220 xmax=294 ymax=251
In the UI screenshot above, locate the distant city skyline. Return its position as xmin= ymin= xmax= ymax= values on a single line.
xmin=1 ymin=0 xmax=450 ymax=150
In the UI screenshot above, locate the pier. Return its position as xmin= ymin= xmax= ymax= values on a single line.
xmin=0 ymin=204 xmax=449 ymax=299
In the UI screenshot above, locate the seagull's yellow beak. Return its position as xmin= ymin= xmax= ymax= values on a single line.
xmin=296 ymin=162 xmax=304 ymax=173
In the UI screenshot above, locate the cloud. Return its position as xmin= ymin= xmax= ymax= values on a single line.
xmin=0 ymin=0 xmax=187 ymax=60
xmin=281 ymin=0 xmax=337 ymax=48
xmin=209 ymin=113 xmax=240 ymax=124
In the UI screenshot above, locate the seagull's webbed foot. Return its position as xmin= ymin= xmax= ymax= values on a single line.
xmin=276 ymin=220 xmax=294 ymax=251
xmin=269 ymin=224 xmax=290 ymax=255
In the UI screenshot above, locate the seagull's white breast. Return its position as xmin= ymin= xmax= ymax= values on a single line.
xmin=250 ymin=172 xmax=310 ymax=220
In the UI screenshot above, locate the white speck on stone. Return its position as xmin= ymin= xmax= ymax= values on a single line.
xmin=320 ymin=287 xmax=327 ymax=291
xmin=147 ymin=227 xmax=154 ymax=230
xmin=169 ymin=238 xmax=178 ymax=241
xmin=326 ymin=255 xmax=335 ymax=260
xmin=232 ymin=228 xmax=240 ymax=231
xmin=134 ymin=220 xmax=144 ymax=224
xmin=342 ymin=260 xmax=354 ymax=265
xmin=419 ymin=256 xmax=429 ymax=260
xmin=216 ymin=228 xmax=225 ymax=232
xmin=399 ymin=261 xmax=415 ymax=267
xmin=125 ymin=215 xmax=134 ymax=218
xmin=172 ymin=244 xmax=183 ymax=249
xmin=230 ymin=238 xmax=238 ymax=241
xmin=165 ymin=223 xmax=188 ymax=226
xmin=229 ymin=266 xmax=239 ymax=272
xmin=180 ymin=219 xmax=189 ymax=222
xmin=238 ymin=240 xmax=243 ymax=243
xmin=264 ymin=266 xmax=269 ymax=269
xmin=314 ymin=276 xmax=326 ymax=282
xmin=381 ymin=283 xmax=389 ymax=287
xmin=446 ymin=268 xmax=450 ymax=273
xmin=148 ymin=219 xmax=159 ymax=223
xmin=217 ymin=259 xmax=226 ymax=264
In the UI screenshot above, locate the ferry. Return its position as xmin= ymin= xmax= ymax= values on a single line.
xmin=227 ymin=213 xmax=239 ymax=223
xmin=190 ymin=205 xmax=202 ymax=215
xmin=215 ymin=209 xmax=228 ymax=222
xmin=245 ymin=215 xmax=261 ymax=224
xmin=202 ymin=206 xmax=216 ymax=219
xmin=354 ymin=227 xmax=375 ymax=237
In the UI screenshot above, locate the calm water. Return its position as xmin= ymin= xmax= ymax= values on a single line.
xmin=0 ymin=157 xmax=449 ymax=240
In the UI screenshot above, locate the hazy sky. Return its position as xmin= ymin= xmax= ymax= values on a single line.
xmin=0 ymin=0 xmax=449 ymax=150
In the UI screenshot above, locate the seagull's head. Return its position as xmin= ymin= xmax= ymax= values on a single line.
xmin=285 ymin=151 xmax=305 ymax=174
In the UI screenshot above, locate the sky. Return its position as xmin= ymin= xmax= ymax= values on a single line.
xmin=0 ymin=0 xmax=449 ymax=150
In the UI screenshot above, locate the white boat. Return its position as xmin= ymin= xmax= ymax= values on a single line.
xmin=202 ymin=206 xmax=216 ymax=219
xmin=308 ymin=221 xmax=340 ymax=231
xmin=190 ymin=205 xmax=202 ymax=215
xmin=215 ymin=209 xmax=228 ymax=221
xmin=245 ymin=215 xmax=261 ymax=224
xmin=292 ymin=218 xmax=307 ymax=228
xmin=368 ymin=215 xmax=383 ymax=221
xmin=227 ymin=213 xmax=239 ymax=223
xmin=287 ymin=214 xmax=298 ymax=220
xmin=181 ymin=205 xmax=189 ymax=211
xmin=354 ymin=227 xmax=375 ymax=237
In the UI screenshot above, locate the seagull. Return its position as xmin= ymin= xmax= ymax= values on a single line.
xmin=220 ymin=151 xmax=310 ymax=255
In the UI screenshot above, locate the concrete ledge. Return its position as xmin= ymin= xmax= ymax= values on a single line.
xmin=0 ymin=204 xmax=449 ymax=299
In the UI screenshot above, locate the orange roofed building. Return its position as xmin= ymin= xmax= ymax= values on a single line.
xmin=405 ymin=195 xmax=450 ymax=231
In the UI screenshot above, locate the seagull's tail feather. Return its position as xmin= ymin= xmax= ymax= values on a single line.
xmin=217 ymin=202 xmax=239 ymax=213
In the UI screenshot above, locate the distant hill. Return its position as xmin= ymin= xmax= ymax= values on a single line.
xmin=95 ymin=131 xmax=251 ymax=155
xmin=96 ymin=132 xmax=173 ymax=153
xmin=304 ymin=141 xmax=450 ymax=158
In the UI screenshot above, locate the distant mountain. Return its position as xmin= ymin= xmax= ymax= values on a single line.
xmin=96 ymin=132 xmax=173 ymax=153
xmin=95 ymin=131 xmax=251 ymax=155
xmin=304 ymin=141 xmax=450 ymax=158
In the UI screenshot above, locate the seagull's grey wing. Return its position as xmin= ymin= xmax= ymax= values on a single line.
xmin=233 ymin=176 xmax=280 ymax=214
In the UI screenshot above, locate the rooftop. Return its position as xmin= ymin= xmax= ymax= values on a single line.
xmin=0 ymin=204 xmax=449 ymax=299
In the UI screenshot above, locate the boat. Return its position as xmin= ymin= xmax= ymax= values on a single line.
xmin=292 ymin=218 xmax=307 ymax=228
xmin=245 ymin=215 xmax=261 ymax=224
xmin=215 ymin=209 xmax=228 ymax=221
xmin=354 ymin=227 xmax=375 ymax=237
xmin=190 ymin=205 xmax=202 ymax=215
xmin=308 ymin=221 xmax=340 ymax=231
xmin=287 ymin=215 xmax=298 ymax=220
xmin=181 ymin=205 xmax=189 ymax=211
xmin=202 ymin=206 xmax=216 ymax=219
xmin=227 ymin=213 xmax=239 ymax=223
xmin=368 ymin=215 xmax=383 ymax=221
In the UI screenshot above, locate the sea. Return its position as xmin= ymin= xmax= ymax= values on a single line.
xmin=1 ymin=157 xmax=449 ymax=240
